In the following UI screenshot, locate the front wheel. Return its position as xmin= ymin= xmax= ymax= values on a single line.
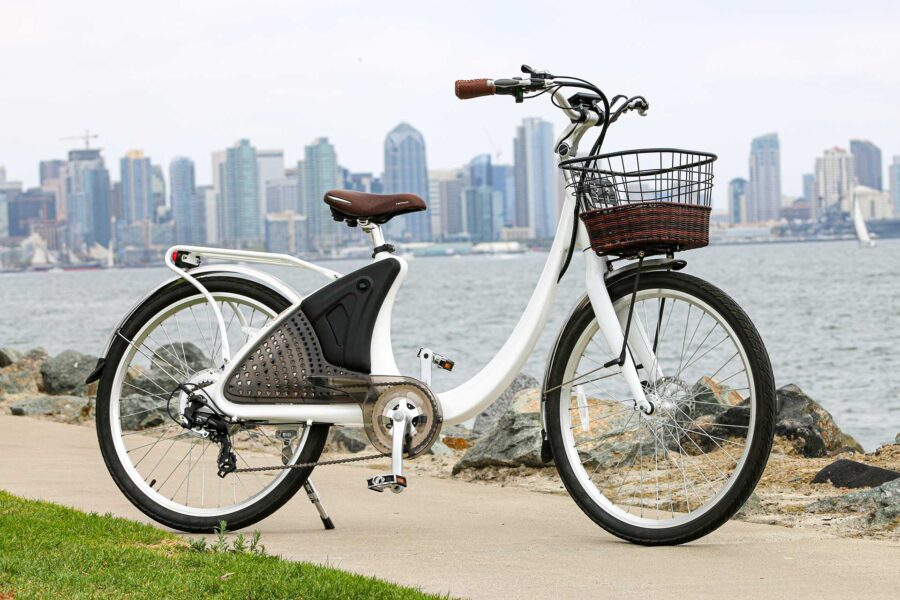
xmin=545 ymin=271 xmax=775 ymax=545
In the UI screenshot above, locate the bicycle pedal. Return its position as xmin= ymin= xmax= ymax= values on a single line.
xmin=366 ymin=474 xmax=407 ymax=493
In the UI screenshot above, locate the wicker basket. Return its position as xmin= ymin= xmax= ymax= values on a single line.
xmin=560 ymin=149 xmax=717 ymax=257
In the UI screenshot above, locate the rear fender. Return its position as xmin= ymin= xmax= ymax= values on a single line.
xmin=85 ymin=265 xmax=301 ymax=384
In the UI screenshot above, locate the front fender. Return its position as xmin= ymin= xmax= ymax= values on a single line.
xmin=85 ymin=265 xmax=302 ymax=384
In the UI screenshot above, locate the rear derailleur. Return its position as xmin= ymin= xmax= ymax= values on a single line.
xmin=181 ymin=395 xmax=237 ymax=478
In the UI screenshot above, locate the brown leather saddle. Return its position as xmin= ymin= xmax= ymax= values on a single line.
xmin=323 ymin=189 xmax=426 ymax=225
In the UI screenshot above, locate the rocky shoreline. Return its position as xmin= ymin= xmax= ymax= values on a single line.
xmin=2 ymin=347 xmax=898 ymax=539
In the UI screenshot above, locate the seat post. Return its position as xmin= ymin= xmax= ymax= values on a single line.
xmin=360 ymin=221 xmax=394 ymax=257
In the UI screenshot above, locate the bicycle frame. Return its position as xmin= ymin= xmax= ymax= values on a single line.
xmin=161 ymin=90 xmax=653 ymax=427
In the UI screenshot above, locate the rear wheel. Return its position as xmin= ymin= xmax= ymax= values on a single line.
xmin=546 ymin=271 xmax=775 ymax=545
xmin=96 ymin=277 xmax=329 ymax=533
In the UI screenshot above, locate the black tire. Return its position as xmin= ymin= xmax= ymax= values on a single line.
xmin=545 ymin=271 xmax=775 ymax=545
xmin=96 ymin=276 xmax=330 ymax=533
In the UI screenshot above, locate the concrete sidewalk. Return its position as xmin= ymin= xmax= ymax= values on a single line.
xmin=1 ymin=414 xmax=897 ymax=599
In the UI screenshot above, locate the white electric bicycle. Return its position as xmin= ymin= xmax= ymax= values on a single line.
xmin=92 ymin=66 xmax=775 ymax=545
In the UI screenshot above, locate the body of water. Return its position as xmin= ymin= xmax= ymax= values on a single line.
xmin=1 ymin=239 xmax=898 ymax=449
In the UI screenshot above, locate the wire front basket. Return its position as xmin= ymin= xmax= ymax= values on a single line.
xmin=560 ymin=149 xmax=717 ymax=257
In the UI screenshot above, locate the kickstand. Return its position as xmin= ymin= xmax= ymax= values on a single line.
xmin=303 ymin=479 xmax=335 ymax=530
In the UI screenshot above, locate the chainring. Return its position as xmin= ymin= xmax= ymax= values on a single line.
xmin=362 ymin=379 xmax=442 ymax=458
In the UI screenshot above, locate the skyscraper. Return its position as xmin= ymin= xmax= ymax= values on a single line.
xmin=747 ymin=133 xmax=781 ymax=223
xmin=7 ymin=188 xmax=56 ymax=237
xmin=67 ymin=148 xmax=111 ymax=249
xmin=491 ymin=163 xmax=515 ymax=227
xmin=219 ymin=139 xmax=261 ymax=249
xmin=727 ymin=178 xmax=748 ymax=225
xmin=802 ymin=173 xmax=815 ymax=204
xmin=464 ymin=155 xmax=503 ymax=242
xmin=301 ymin=137 xmax=341 ymax=254
xmin=169 ymin=157 xmax=199 ymax=244
xmin=814 ymin=147 xmax=854 ymax=218
xmin=514 ymin=117 xmax=556 ymax=238
xmin=39 ymin=160 xmax=66 ymax=186
xmin=888 ymin=157 xmax=900 ymax=213
xmin=383 ymin=123 xmax=431 ymax=241
xmin=849 ymin=139 xmax=882 ymax=191
xmin=120 ymin=150 xmax=153 ymax=224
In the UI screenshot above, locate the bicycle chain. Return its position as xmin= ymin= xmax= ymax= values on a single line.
xmin=232 ymin=378 xmax=437 ymax=474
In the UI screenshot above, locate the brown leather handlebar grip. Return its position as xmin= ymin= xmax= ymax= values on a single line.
xmin=455 ymin=79 xmax=495 ymax=100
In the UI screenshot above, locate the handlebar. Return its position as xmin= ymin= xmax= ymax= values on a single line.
xmin=455 ymin=79 xmax=495 ymax=100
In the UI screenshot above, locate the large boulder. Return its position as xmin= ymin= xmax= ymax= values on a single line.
xmin=774 ymin=384 xmax=863 ymax=457
xmin=429 ymin=424 xmax=478 ymax=456
xmin=0 ymin=348 xmax=22 ymax=368
xmin=330 ymin=427 xmax=369 ymax=453
xmin=811 ymin=459 xmax=900 ymax=489
xmin=0 ymin=348 xmax=47 ymax=397
xmin=40 ymin=351 xmax=97 ymax=396
xmin=152 ymin=343 xmax=209 ymax=375
xmin=806 ymin=478 xmax=900 ymax=530
xmin=119 ymin=395 xmax=169 ymax=430
xmin=9 ymin=395 xmax=92 ymax=422
xmin=472 ymin=373 xmax=539 ymax=436
xmin=453 ymin=412 xmax=546 ymax=474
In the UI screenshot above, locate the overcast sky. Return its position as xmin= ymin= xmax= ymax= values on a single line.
xmin=2 ymin=0 xmax=899 ymax=208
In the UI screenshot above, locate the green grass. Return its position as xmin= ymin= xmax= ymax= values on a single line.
xmin=0 ymin=490 xmax=446 ymax=599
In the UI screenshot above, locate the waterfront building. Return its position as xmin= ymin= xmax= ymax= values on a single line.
xmin=889 ymin=157 xmax=900 ymax=213
xmin=120 ymin=150 xmax=154 ymax=225
xmin=849 ymin=139 xmax=882 ymax=191
xmin=169 ymin=157 xmax=198 ymax=244
xmin=428 ymin=169 xmax=466 ymax=241
xmin=852 ymin=185 xmax=893 ymax=220
xmin=265 ymin=211 xmax=306 ymax=255
xmin=265 ymin=177 xmax=300 ymax=215
xmin=514 ymin=117 xmax=557 ymax=238
xmin=7 ymin=188 xmax=56 ymax=237
xmin=802 ymin=173 xmax=815 ymax=205
xmin=491 ymin=163 xmax=515 ymax=228
xmin=300 ymin=137 xmax=341 ymax=254
xmin=219 ymin=139 xmax=261 ymax=249
xmin=465 ymin=155 xmax=503 ymax=242
xmin=727 ymin=177 xmax=748 ymax=225
xmin=814 ymin=147 xmax=855 ymax=218
xmin=383 ymin=123 xmax=431 ymax=242
xmin=747 ymin=133 xmax=782 ymax=223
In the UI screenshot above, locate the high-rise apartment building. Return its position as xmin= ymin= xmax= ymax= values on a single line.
xmin=747 ymin=133 xmax=782 ymax=223
xmin=802 ymin=173 xmax=815 ymax=205
xmin=513 ymin=117 xmax=556 ymax=238
xmin=169 ymin=157 xmax=199 ymax=244
xmin=383 ymin=123 xmax=431 ymax=242
xmin=814 ymin=147 xmax=854 ymax=218
xmin=301 ymin=137 xmax=341 ymax=254
xmin=219 ymin=139 xmax=261 ymax=249
xmin=849 ymin=139 xmax=882 ymax=191
xmin=120 ymin=151 xmax=153 ymax=225
xmin=728 ymin=178 xmax=748 ymax=225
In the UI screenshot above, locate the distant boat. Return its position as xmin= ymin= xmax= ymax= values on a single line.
xmin=852 ymin=196 xmax=876 ymax=248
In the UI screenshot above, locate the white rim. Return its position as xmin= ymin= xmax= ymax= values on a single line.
xmin=558 ymin=288 xmax=757 ymax=529
xmin=108 ymin=292 xmax=310 ymax=518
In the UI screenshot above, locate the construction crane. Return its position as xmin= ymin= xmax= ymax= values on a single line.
xmin=60 ymin=129 xmax=99 ymax=149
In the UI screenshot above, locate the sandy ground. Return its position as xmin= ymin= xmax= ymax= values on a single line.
xmin=1 ymin=414 xmax=898 ymax=599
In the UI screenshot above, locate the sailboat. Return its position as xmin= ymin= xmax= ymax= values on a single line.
xmin=852 ymin=195 xmax=876 ymax=248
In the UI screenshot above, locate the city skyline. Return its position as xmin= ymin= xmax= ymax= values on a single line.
xmin=4 ymin=1 xmax=900 ymax=205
